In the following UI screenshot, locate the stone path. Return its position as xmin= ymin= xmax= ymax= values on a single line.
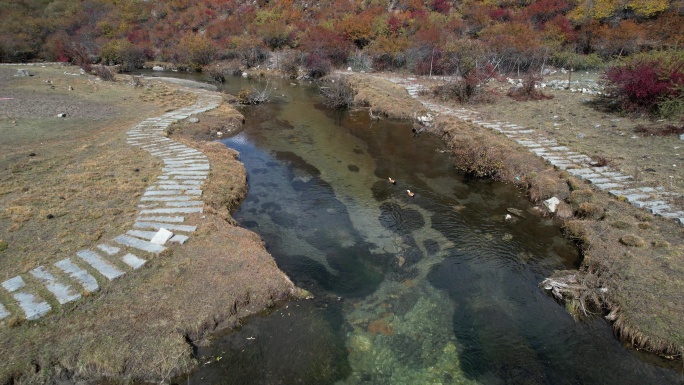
xmin=0 ymin=87 xmax=222 ymax=323
xmin=383 ymin=76 xmax=684 ymax=226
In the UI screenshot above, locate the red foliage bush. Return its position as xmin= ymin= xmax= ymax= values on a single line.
xmin=604 ymin=51 xmax=684 ymax=115
xmin=305 ymin=53 xmax=331 ymax=78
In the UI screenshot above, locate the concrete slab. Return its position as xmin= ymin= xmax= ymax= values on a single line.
xmin=122 ymin=253 xmax=147 ymax=270
xmin=2 ymin=276 xmax=51 ymax=320
xmin=595 ymin=182 xmax=623 ymax=190
xmin=114 ymin=234 xmax=167 ymax=254
xmin=165 ymin=201 xmax=203 ymax=207
xmin=76 ymin=250 xmax=125 ymax=280
xmin=150 ymin=228 xmax=174 ymax=245
xmin=2 ymin=276 xmax=25 ymax=292
xmin=0 ymin=303 xmax=9 ymax=320
xmin=55 ymin=258 xmax=99 ymax=293
xmin=137 ymin=216 xmax=186 ymax=223
xmin=143 ymin=190 xmax=184 ymax=196
xmin=135 ymin=221 xmax=197 ymax=232
xmin=139 ymin=207 xmax=203 ymax=215
xmin=97 ymin=244 xmax=120 ymax=256
xmin=30 ymin=266 xmax=81 ymax=304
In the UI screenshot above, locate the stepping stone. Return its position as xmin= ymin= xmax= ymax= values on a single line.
xmin=139 ymin=207 xmax=203 ymax=215
xmin=141 ymin=196 xmax=193 ymax=202
xmin=30 ymin=266 xmax=81 ymax=304
xmin=165 ymin=201 xmax=203 ymax=207
xmin=55 ymin=259 xmax=99 ymax=293
xmin=595 ymin=182 xmax=623 ymax=190
xmin=0 ymin=303 xmax=9 ymax=320
xmin=114 ymin=234 xmax=167 ymax=254
xmin=567 ymin=168 xmax=594 ymax=176
xmin=76 ymin=250 xmax=125 ymax=280
xmin=165 ymin=171 xmax=209 ymax=176
xmin=2 ymin=276 xmax=52 ymax=320
xmin=151 ymin=228 xmax=174 ymax=245
xmin=121 ymin=253 xmax=147 ymax=270
xmin=127 ymin=230 xmax=189 ymax=244
xmin=135 ymin=221 xmax=197 ymax=232
xmin=144 ymin=190 xmax=184 ymax=196
xmin=173 ymin=175 xmax=207 ymax=180
xmin=97 ymin=244 xmax=120 ymax=256
xmin=149 ymin=184 xmax=195 ymax=190
xmin=137 ymin=216 xmax=185 ymax=223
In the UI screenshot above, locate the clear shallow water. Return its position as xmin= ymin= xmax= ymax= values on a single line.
xmin=155 ymin=74 xmax=682 ymax=385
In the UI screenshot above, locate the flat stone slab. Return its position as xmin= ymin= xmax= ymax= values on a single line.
xmin=166 ymin=201 xmax=203 ymax=207
xmin=594 ymin=182 xmax=623 ymax=190
xmin=76 ymin=250 xmax=125 ymax=280
xmin=137 ymin=215 xmax=185 ymax=223
xmin=122 ymin=253 xmax=147 ymax=270
xmin=135 ymin=221 xmax=197 ymax=232
xmin=139 ymin=207 xmax=203 ymax=215
xmin=165 ymin=171 xmax=209 ymax=176
xmin=114 ymin=234 xmax=167 ymax=254
xmin=141 ymin=196 xmax=193 ymax=202
xmin=144 ymin=190 xmax=184 ymax=196
xmin=151 ymin=228 xmax=174 ymax=245
xmin=0 ymin=303 xmax=9 ymax=320
xmin=2 ymin=276 xmax=52 ymax=320
xmin=55 ymin=259 xmax=99 ymax=293
xmin=97 ymin=244 xmax=120 ymax=256
xmin=30 ymin=266 xmax=81 ymax=304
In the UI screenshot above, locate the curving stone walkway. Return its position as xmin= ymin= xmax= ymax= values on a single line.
xmin=382 ymin=76 xmax=684 ymax=226
xmin=0 ymin=87 xmax=222 ymax=323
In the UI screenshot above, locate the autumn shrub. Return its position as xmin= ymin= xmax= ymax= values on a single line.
xmin=603 ymin=50 xmax=684 ymax=117
xmin=305 ymin=53 xmax=332 ymax=79
xmin=279 ymin=50 xmax=301 ymax=79
xmin=174 ymin=34 xmax=217 ymax=71
xmin=202 ymin=60 xmax=242 ymax=83
xmin=507 ymin=74 xmax=553 ymax=101
xmin=432 ymin=63 xmax=498 ymax=103
xmin=319 ymin=76 xmax=355 ymax=109
xmin=550 ymin=51 xmax=604 ymax=71
xmin=99 ymin=39 xmax=146 ymax=72
xmin=230 ymin=36 xmax=268 ymax=68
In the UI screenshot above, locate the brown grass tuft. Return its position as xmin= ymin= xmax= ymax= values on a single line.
xmin=619 ymin=234 xmax=646 ymax=247
xmin=577 ymin=202 xmax=605 ymax=220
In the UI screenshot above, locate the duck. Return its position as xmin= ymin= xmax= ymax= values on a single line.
xmin=388 ymin=177 xmax=396 ymax=184
xmin=407 ymin=190 xmax=415 ymax=197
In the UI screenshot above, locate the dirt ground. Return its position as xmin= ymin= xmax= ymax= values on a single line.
xmin=0 ymin=65 xmax=298 ymax=383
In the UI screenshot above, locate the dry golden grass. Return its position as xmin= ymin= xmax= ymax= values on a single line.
xmin=345 ymin=73 xmax=428 ymax=120
xmin=0 ymin=69 xmax=298 ymax=383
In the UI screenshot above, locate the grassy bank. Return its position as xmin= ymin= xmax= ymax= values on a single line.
xmin=0 ymin=66 xmax=298 ymax=383
xmin=346 ymin=73 xmax=684 ymax=360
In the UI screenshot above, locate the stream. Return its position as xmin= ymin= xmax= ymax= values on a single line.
xmin=143 ymin=72 xmax=682 ymax=385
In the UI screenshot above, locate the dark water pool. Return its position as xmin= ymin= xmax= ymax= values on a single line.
xmin=159 ymin=74 xmax=682 ymax=385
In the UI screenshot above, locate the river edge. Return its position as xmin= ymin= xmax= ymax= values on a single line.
xmin=342 ymin=72 xmax=684 ymax=363
xmin=0 ymin=69 xmax=303 ymax=383
xmin=2 ymin=64 xmax=679 ymax=382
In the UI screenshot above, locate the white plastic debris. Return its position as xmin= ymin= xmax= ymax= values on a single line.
xmin=543 ymin=197 xmax=561 ymax=213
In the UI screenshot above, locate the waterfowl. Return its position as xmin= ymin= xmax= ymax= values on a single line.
xmin=407 ymin=190 xmax=415 ymax=197
xmin=388 ymin=177 xmax=396 ymax=184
